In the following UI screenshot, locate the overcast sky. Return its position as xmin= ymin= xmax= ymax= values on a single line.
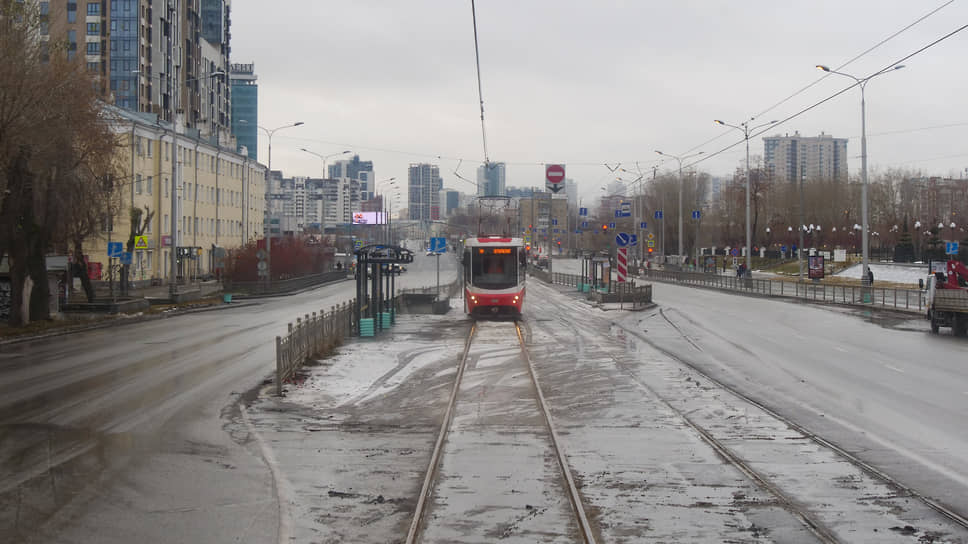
xmin=230 ymin=0 xmax=968 ymax=205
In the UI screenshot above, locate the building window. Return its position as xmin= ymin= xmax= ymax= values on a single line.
xmin=87 ymin=2 xmax=99 ymax=15
xmin=67 ymin=2 xmax=77 ymax=22
xmin=163 ymin=214 xmax=168 ymax=233
xmin=87 ymin=22 xmax=99 ymax=35
xmin=146 ymin=176 xmax=152 ymax=195
xmin=135 ymin=173 xmax=142 ymax=194
xmin=86 ymin=62 xmax=98 ymax=72
xmin=146 ymin=140 xmax=152 ymax=157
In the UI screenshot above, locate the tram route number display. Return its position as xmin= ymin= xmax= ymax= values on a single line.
xmin=477 ymin=248 xmax=512 ymax=254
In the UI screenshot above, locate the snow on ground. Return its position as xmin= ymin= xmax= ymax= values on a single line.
xmin=550 ymin=256 xmax=931 ymax=285
xmin=834 ymin=262 xmax=929 ymax=284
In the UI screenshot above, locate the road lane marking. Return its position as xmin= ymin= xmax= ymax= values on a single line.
xmin=833 ymin=346 xmax=848 ymax=353
xmin=884 ymin=364 xmax=905 ymax=373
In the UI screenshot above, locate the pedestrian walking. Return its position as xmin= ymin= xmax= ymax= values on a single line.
xmin=867 ymin=269 xmax=874 ymax=286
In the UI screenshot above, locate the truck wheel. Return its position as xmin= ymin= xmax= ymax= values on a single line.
xmin=930 ymin=315 xmax=940 ymax=334
xmin=955 ymin=315 xmax=968 ymax=337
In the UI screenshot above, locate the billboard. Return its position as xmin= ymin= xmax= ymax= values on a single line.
xmin=808 ymin=255 xmax=825 ymax=279
xmin=352 ymin=211 xmax=386 ymax=225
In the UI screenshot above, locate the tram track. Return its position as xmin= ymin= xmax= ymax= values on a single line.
xmin=405 ymin=319 xmax=597 ymax=544
xmin=645 ymin=307 xmax=968 ymax=534
xmin=526 ymin=279 xmax=968 ymax=542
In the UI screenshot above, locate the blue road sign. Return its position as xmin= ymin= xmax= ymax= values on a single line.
xmin=581 ymin=221 xmax=588 ymax=228
xmin=553 ymin=228 xmax=559 ymax=234
xmin=119 ymin=251 xmax=133 ymax=265
xmin=692 ymin=210 xmax=701 ymax=219
xmin=614 ymin=210 xmax=621 ymax=218
xmin=639 ymin=221 xmax=647 ymax=229
xmin=430 ymin=237 xmax=447 ymax=253
xmin=630 ymin=234 xmax=638 ymax=247
xmin=617 ymin=202 xmax=631 ymax=217
xmin=730 ymin=248 xmax=739 ymax=256
xmin=608 ymin=222 xmax=616 ymax=229
xmin=579 ymin=207 xmax=588 ymax=216
xmin=107 ymin=242 xmax=123 ymax=258
xmin=551 ymin=218 xmax=558 ymax=226
xmin=654 ymin=210 xmax=663 ymax=219
xmin=946 ymin=241 xmax=960 ymax=255
xmin=615 ymin=233 xmax=630 ymax=247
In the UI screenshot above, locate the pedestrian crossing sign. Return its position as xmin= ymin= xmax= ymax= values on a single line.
xmin=134 ymin=235 xmax=148 ymax=250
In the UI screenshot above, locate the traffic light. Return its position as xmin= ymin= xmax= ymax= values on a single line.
xmin=601 ymin=224 xmax=608 ymax=233
xmin=556 ymin=240 xmax=561 ymax=246
xmin=648 ymin=247 xmax=654 ymax=254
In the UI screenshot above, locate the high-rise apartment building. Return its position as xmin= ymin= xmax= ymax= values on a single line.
xmin=408 ymin=164 xmax=442 ymax=222
xmin=329 ymin=155 xmax=375 ymax=200
xmin=230 ymin=62 xmax=258 ymax=158
xmin=763 ymin=131 xmax=848 ymax=183
xmin=40 ymin=0 xmax=232 ymax=143
xmin=476 ymin=162 xmax=506 ymax=197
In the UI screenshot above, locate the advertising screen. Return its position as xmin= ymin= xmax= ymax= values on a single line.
xmin=352 ymin=212 xmax=386 ymax=225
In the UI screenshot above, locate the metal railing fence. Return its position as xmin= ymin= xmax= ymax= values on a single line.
xmin=276 ymin=300 xmax=355 ymax=396
xmin=639 ymin=269 xmax=926 ymax=313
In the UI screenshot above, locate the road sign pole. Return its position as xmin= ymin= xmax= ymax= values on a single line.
xmin=436 ymin=253 xmax=440 ymax=300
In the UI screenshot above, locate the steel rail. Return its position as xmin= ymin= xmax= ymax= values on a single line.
xmin=623 ymin=308 xmax=968 ymax=533
xmin=404 ymin=323 xmax=477 ymax=543
xmin=515 ymin=321 xmax=598 ymax=544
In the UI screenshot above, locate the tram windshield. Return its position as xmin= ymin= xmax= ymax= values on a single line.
xmin=470 ymin=251 xmax=518 ymax=289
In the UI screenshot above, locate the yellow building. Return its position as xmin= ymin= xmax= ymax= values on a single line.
xmin=84 ymin=106 xmax=266 ymax=282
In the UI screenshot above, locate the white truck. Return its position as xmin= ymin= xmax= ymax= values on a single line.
xmin=925 ymin=260 xmax=968 ymax=336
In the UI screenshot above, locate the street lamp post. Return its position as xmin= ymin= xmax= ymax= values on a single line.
xmin=714 ymin=118 xmax=778 ymax=277
xmin=250 ymin=121 xmax=304 ymax=285
xmin=300 ymin=148 xmax=351 ymax=180
xmin=655 ymin=150 xmax=704 ymax=263
xmin=139 ymin=61 xmax=224 ymax=297
xmin=817 ymin=63 xmax=904 ymax=286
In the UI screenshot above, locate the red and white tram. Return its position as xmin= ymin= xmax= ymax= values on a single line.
xmin=462 ymin=236 xmax=527 ymax=318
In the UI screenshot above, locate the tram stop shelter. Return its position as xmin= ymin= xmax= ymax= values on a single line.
xmin=579 ymin=251 xmax=611 ymax=293
xmin=354 ymin=244 xmax=414 ymax=337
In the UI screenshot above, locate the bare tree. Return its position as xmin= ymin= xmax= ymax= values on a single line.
xmin=1 ymin=2 xmax=121 ymax=325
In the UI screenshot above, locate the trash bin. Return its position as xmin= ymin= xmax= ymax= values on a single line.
xmin=223 ymin=293 xmax=232 ymax=304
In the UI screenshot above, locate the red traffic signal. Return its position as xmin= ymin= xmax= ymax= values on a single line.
xmin=648 ymin=247 xmax=654 ymax=253
xmin=601 ymin=224 xmax=608 ymax=232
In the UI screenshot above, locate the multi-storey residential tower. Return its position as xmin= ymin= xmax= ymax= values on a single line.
xmin=41 ymin=0 xmax=232 ymax=142
xmin=763 ymin=131 xmax=848 ymax=183
xmin=408 ymin=163 xmax=442 ymax=222
xmin=328 ymin=155 xmax=374 ymax=201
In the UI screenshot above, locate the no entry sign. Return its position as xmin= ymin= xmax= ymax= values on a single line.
xmin=545 ymin=164 xmax=565 ymax=193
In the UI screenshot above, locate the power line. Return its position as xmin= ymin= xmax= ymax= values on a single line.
xmin=682 ymin=21 xmax=968 ymax=172
xmin=751 ymin=0 xmax=954 ymax=121
xmin=470 ymin=0 xmax=490 ymax=165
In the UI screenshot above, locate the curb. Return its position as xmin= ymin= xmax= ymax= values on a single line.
xmin=0 ymin=300 xmax=260 ymax=347
xmin=228 ymin=277 xmax=352 ymax=300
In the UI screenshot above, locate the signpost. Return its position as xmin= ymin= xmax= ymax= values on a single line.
xmin=946 ymin=241 xmax=960 ymax=255
xmin=617 ymin=247 xmax=628 ymax=283
xmin=430 ymin=237 xmax=446 ymax=299
xmin=134 ymin=236 xmax=148 ymax=250
xmin=107 ymin=242 xmax=123 ymax=258
xmin=545 ymin=164 xmax=565 ymax=193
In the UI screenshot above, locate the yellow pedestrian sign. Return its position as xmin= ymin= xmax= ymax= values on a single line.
xmin=134 ymin=235 xmax=148 ymax=250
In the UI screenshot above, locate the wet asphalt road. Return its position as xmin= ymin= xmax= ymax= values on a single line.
xmin=0 ymin=252 xmax=457 ymax=544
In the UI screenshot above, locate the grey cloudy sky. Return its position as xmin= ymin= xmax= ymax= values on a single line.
xmin=230 ymin=0 xmax=968 ymax=204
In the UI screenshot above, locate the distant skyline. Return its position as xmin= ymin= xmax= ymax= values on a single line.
xmin=231 ymin=1 xmax=968 ymax=205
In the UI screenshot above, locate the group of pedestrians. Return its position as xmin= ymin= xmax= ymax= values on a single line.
xmin=736 ymin=262 xmax=748 ymax=278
